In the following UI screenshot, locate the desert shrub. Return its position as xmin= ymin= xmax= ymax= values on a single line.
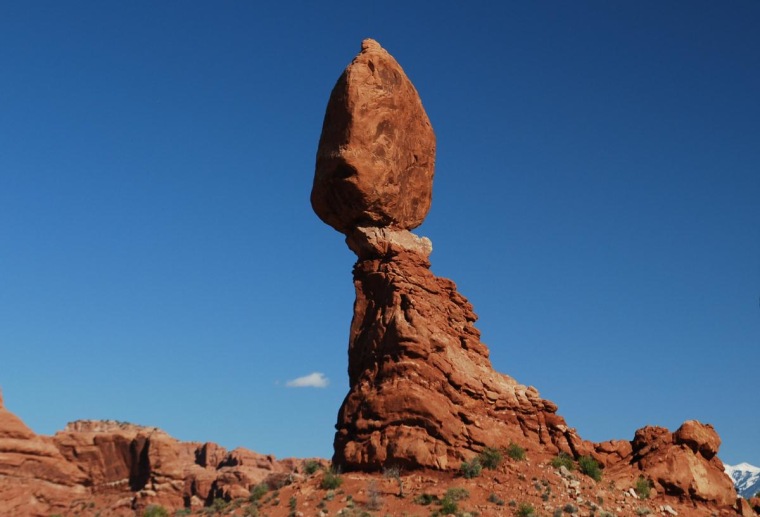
xmin=383 ymin=465 xmax=400 ymax=478
xmin=487 ymin=492 xmax=505 ymax=505
xmin=249 ymin=483 xmax=268 ymax=502
xmin=303 ymin=460 xmax=321 ymax=475
xmin=516 ymin=502 xmax=537 ymax=516
xmin=366 ymin=480 xmax=382 ymax=510
xmin=506 ymin=442 xmax=526 ymax=461
xmin=634 ymin=475 xmax=651 ymax=499
xmin=444 ymin=487 xmax=469 ymax=501
xmin=578 ymin=455 xmax=602 ymax=481
xmin=174 ymin=510 xmax=191 ymax=517
xmin=551 ymin=452 xmax=575 ymax=470
xmin=478 ymin=446 xmax=503 ymax=469
xmin=143 ymin=506 xmax=169 ymax=517
xmin=636 ymin=507 xmax=652 ymax=515
xmin=460 ymin=457 xmax=482 ymax=478
xmin=413 ymin=493 xmax=438 ymax=505
xmin=439 ymin=496 xmax=458 ymax=515
xmin=321 ymin=468 xmax=343 ymax=490
xmin=563 ymin=502 xmax=578 ymax=513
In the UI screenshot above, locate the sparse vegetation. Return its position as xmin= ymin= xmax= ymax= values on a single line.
xmin=303 ymin=459 xmax=321 ymax=475
xmin=249 ymin=482 xmax=268 ymax=502
xmin=506 ymin=442 xmax=526 ymax=461
xmin=208 ymin=498 xmax=229 ymax=513
xmin=516 ymin=502 xmax=537 ymax=516
xmin=634 ymin=475 xmax=651 ymax=499
xmin=414 ymin=493 xmax=438 ymax=505
xmin=460 ymin=457 xmax=482 ymax=478
xmin=563 ymin=502 xmax=578 ymax=513
xmin=488 ymin=492 xmax=505 ymax=505
xmin=383 ymin=465 xmax=405 ymax=497
xmin=551 ymin=452 xmax=575 ymax=470
xmin=143 ymin=506 xmax=169 ymax=517
xmin=478 ymin=446 xmax=503 ymax=469
xmin=578 ymin=455 xmax=602 ymax=481
xmin=444 ymin=487 xmax=469 ymax=501
xmin=321 ymin=468 xmax=344 ymax=490
xmin=636 ymin=507 xmax=652 ymax=515
xmin=366 ymin=480 xmax=382 ymax=510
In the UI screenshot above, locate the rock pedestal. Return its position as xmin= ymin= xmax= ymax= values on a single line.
xmin=332 ymin=227 xmax=583 ymax=470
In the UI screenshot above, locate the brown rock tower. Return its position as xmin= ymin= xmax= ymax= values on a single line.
xmin=312 ymin=39 xmax=583 ymax=471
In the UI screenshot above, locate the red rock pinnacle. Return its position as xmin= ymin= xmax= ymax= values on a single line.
xmin=312 ymin=46 xmax=741 ymax=514
xmin=313 ymin=40 xmax=583 ymax=471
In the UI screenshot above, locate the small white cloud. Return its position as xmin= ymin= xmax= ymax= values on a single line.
xmin=286 ymin=372 xmax=329 ymax=388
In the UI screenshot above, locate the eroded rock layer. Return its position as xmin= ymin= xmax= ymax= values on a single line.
xmin=332 ymin=228 xmax=584 ymax=470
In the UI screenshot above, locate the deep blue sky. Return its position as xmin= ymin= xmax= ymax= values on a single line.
xmin=1 ymin=2 xmax=758 ymax=467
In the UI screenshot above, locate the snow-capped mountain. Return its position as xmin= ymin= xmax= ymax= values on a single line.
xmin=725 ymin=462 xmax=760 ymax=499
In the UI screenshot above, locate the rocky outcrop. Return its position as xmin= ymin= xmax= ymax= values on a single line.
xmin=0 ymin=389 xmax=298 ymax=516
xmin=313 ymin=40 xmax=585 ymax=472
xmin=628 ymin=422 xmax=736 ymax=506
xmin=0 ymin=389 xmax=89 ymax=516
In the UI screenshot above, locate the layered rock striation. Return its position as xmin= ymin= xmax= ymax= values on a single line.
xmin=312 ymin=38 xmax=739 ymax=511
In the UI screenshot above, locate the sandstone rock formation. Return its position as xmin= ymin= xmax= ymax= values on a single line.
xmin=312 ymin=38 xmax=436 ymax=234
xmin=312 ymin=39 xmax=740 ymax=513
xmin=629 ymin=422 xmax=736 ymax=505
xmin=0 ymin=389 xmax=299 ymax=516
xmin=313 ymin=39 xmax=585 ymax=471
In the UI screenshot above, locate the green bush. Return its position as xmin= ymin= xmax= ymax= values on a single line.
xmin=578 ymin=455 xmax=602 ymax=481
xmin=506 ymin=442 xmax=526 ymax=461
xmin=460 ymin=457 xmax=482 ymax=478
xmin=444 ymin=487 xmax=469 ymax=501
xmin=303 ymin=460 xmax=321 ymax=475
xmin=413 ymin=493 xmax=437 ymax=505
xmin=478 ymin=446 xmax=503 ymax=469
xmin=634 ymin=475 xmax=651 ymax=499
xmin=439 ymin=496 xmax=458 ymax=515
xmin=143 ymin=506 xmax=169 ymax=517
xmin=563 ymin=502 xmax=578 ymax=513
xmin=487 ymin=492 xmax=505 ymax=505
xmin=516 ymin=502 xmax=537 ymax=516
xmin=249 ymin=482 xmax=269 ymax=502
xmin=550 ymin=452 xmax=575 ymax=470
xmin=321 ymin=468 xmax=344 ymax=490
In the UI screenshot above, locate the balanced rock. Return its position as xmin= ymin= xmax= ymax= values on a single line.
xmin=312 ymin=38 xmax=435 ymax=234
xmin=314 ymin=40 xmax=583 ymax=471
